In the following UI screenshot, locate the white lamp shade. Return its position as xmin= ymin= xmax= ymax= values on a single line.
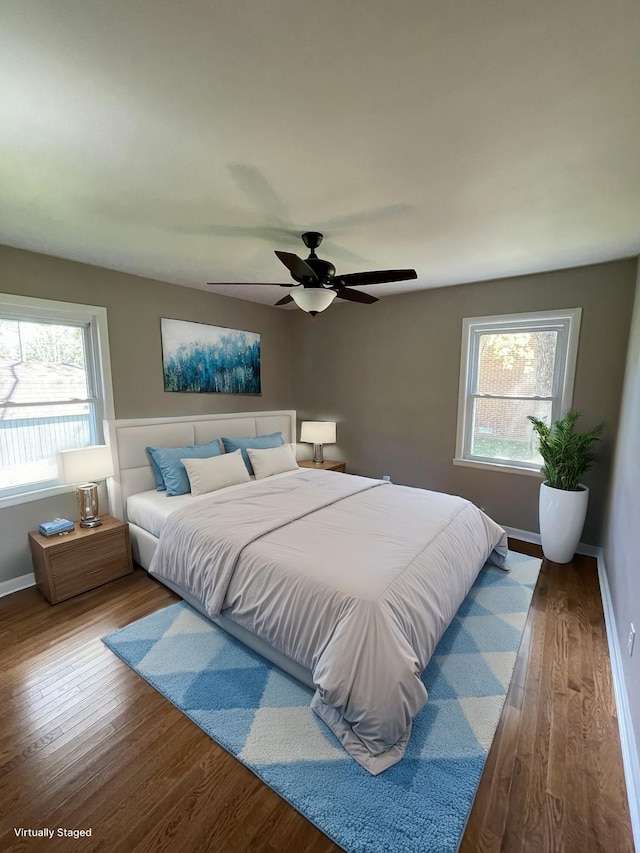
xmin=291 ymin=288 xmax=337 ymax=314
xmin=300 ymin=421 xmax=337 ymax=444
xmin=57 ymin=445 xmax=115 ymax=485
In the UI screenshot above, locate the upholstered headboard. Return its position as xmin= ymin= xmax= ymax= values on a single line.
xmin=104 ymin=410 xmax=296 ymax=522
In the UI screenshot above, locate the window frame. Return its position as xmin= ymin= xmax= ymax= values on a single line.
xmin=454 ymin=308 xmax=582 ymax=476
xmin=0 ymin=293 xmax=114 ymax=508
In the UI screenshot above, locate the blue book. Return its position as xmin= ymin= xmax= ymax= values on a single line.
xmin=39 ymin=518 xmax=75 ymax=537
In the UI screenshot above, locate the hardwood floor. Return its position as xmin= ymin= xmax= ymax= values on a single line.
xmin=0 ymin=543 xmax=634 ymax=852
xmin=461 ymin=543 xmax=633 ymax=853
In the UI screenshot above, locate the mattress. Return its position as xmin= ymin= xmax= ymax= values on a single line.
xmin=126 ymin=469 xmax=300 ymax=537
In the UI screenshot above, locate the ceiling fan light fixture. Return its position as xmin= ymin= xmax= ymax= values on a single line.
xmin=291 ymin=288 xmax=337 ymax=315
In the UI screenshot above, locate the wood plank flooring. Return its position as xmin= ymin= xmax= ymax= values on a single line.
xmin=0 ymin=542 xmax=634 ymax=852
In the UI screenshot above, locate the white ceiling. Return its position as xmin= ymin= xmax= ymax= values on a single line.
xmin=1 ymin=0 xmax=639 ymax=307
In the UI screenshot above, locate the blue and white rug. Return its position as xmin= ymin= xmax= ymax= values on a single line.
xmin=103 ymin=551 xmax=540 ymax=853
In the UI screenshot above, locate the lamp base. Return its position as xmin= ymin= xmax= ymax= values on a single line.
xmin=79 ymin=516 xmax=103 ymax=528
xmin=312 ymin=443 xmax=325 ymax=464
xmin=76 ymin=483 xmax=101 ymax=529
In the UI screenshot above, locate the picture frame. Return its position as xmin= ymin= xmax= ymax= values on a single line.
xmin=160 ymin=318 xmax=261 ymax=394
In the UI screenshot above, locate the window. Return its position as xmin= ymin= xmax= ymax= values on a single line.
xmin=455 ymin=308 xmax=581 ymax=474
xmin=0 ymin=294 xmax=113 ymax=506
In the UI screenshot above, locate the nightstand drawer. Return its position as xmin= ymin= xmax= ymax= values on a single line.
xmin=52 ymin=553 xmax=131 ymax=601
xmin=49 ymin=532 xmax=128 ymax=575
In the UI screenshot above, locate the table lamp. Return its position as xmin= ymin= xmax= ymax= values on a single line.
xmin=57 ymin=445 xmax=115 ymax=528
xmin=300 ymin=421 xmax=337 ymax=464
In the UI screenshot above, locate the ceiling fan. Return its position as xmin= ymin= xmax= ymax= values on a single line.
xmin=208 ymin=231 xmax=418 ymax=316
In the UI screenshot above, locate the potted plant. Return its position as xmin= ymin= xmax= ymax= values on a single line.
xmin=527 ymin=411 xmax=605 ymax=563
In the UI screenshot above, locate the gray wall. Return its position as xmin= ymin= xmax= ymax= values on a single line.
xmin=604 ymin=264 xmax=640 ymax=777
xmin=1 ymin=247 xmax=637 ymax=587
xmin=0 ymin=245 xmax=291 ymax=418
xmin=290 ymin=258 xmax=637 ymax=545
xmin=0 ymin=245 xmax=292 ymax=582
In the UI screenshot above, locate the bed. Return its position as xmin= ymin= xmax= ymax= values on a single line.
xmin=105 ymin=410 xmax=508 ymax=774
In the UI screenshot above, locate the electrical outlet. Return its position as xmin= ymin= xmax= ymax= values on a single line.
xmin=629 ymin=624 xmax=636 ymax=657
xmin=382 ymin=474 xmax=391 ymax=482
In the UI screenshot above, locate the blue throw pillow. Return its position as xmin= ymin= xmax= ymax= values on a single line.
xmin=146 ymin=451 xmax=167 ymax=491
xmin=221 ymin=432 xmax=284 ymax=475
xmin=146 ymin=439 xmax=223 ymax=496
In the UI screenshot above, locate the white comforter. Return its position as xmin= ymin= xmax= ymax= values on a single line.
xmin=149 ymin=470 xmax=508 ymax=774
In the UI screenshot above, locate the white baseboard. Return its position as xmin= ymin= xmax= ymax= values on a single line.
xmin=502 ymin=526 xmax=599 ymax=558
xmin=597 ymin=552 xmax=640 ymax=852
xmin=0 ymin=572 xmax=36 ymax=598
xmin=502 ymin=526 xmax=541 ymax=547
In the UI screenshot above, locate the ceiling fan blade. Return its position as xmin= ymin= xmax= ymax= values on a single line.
xmin=335 ymin=269 xmax=417 ymax=287
xmin=274 ymin=251 xmax=318 ymax=280
xmin=335 ymin=287 xmax=379 ymax=305
xmin=274 ymin=294 xmax=294 ymax=306
xmin=207 ymin=281 xmax=286 ymax=287
xmin=317 ymin=202 xmax=412 ymax=231
xmin=228 ymin=164 xmax=290 ymax=222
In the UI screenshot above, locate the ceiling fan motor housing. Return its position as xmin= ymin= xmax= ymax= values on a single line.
xmin=302 ymin=257 xmax=336 ymax=285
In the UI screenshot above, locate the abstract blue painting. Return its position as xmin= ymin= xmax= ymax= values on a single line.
xmin=161 ymin=318 xmax=261 ymax=394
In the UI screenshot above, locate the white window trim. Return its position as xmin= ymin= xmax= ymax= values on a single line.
xmin=454 ymin=307 xmax=582 ymax=476
xmin=0 ymin=293 xmax=114 ymax=509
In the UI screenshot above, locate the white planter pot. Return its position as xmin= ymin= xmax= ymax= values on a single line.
xmin=539 ymin=482 xmax=589 ymax=563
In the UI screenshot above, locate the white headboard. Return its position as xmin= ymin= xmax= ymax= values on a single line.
xmin=104 ymin=410 xmax=296 ymax=522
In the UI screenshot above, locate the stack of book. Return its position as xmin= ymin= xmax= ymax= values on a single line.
xmin=38 ymin=518 xmax=75 ymax=537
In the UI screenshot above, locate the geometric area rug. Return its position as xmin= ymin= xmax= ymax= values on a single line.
xmin=102 ymin=551 xmax=541 ymax=853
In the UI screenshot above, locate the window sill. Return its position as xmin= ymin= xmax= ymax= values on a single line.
xmin=0 ymin=483 xmax=77 ymax=511
xmin=453 ymin=458 xmax=544 ymax=478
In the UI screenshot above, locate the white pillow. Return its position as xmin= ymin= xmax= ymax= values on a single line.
xmin=181 ymin=449 xmax=250 ymax=496
xmin=246 ymin=444 xmax=299 ymax=480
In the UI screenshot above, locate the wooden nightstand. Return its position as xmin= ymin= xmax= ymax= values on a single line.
xmin=298 ymin=458 xmax=346 ymax=473
xmin=28 ymin=515 xmax=133 ymax=604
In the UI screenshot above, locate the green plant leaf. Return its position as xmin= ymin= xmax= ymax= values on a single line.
xmin=527 ymin=411 xmax=605 ymax=490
